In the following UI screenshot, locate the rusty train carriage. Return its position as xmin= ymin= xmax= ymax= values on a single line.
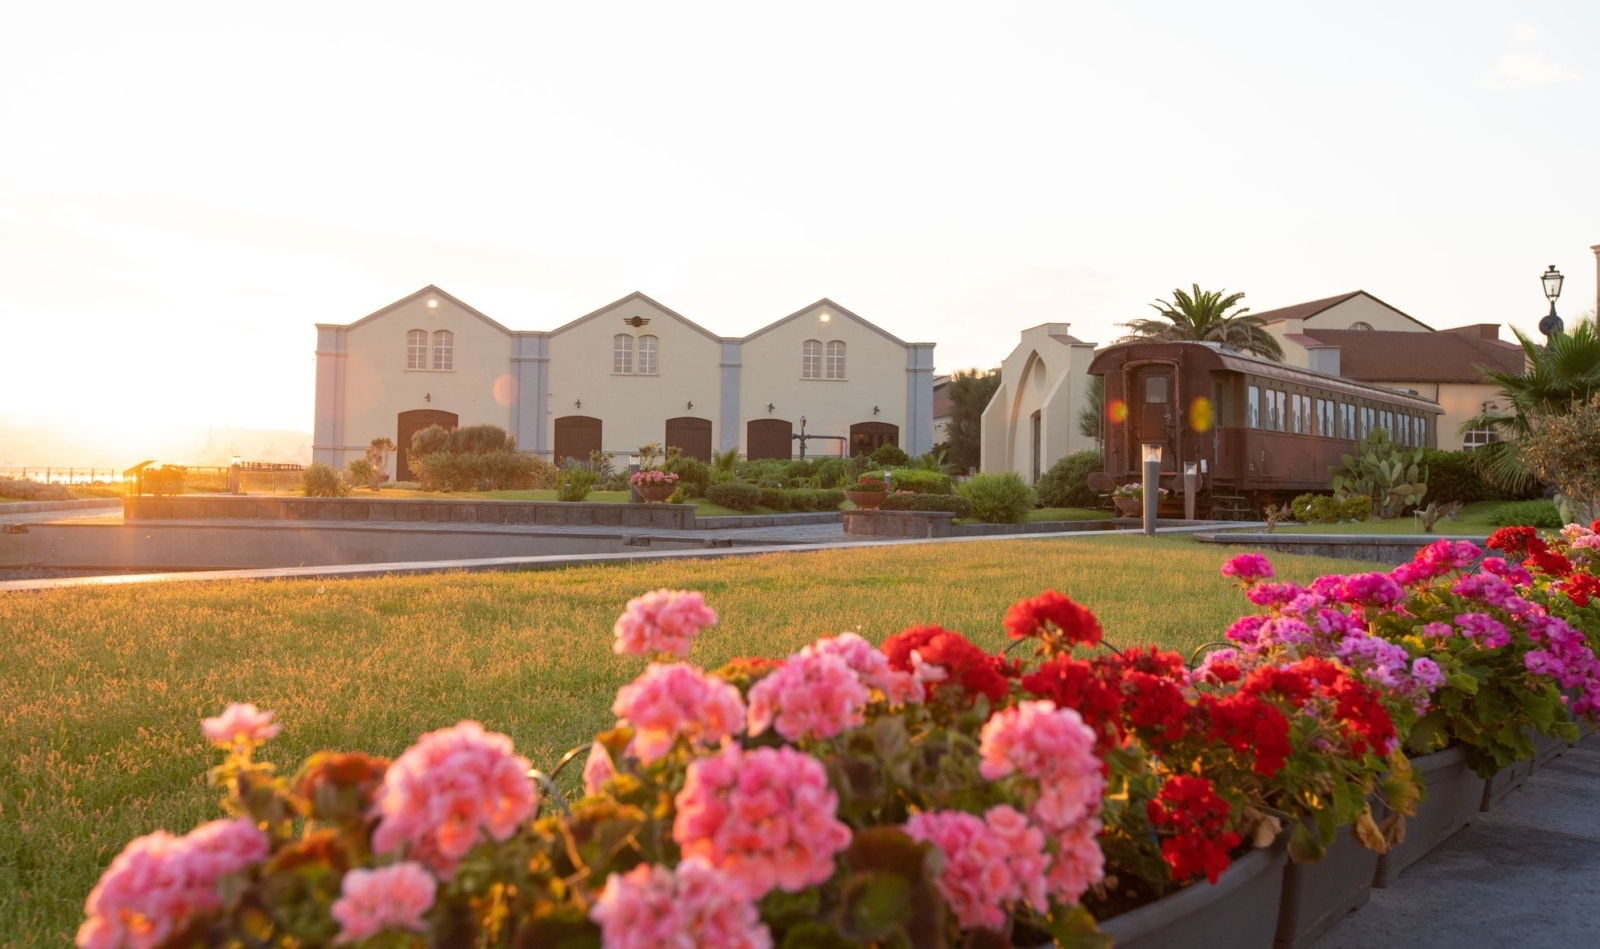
xmin=1087 ymin=342 xmax=1443 ymax=516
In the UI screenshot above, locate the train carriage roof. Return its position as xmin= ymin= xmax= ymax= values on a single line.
xmin=1088 ymin=341 xmax=1443 ymax=414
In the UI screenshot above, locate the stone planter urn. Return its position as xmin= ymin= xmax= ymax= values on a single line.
xmin=636 ymin=483 xmax=676 ymax=504
xmin=1097 ymin=844 xmax=1288 ymax=949
xmin=1114 ymin=496 xmax=1143 ymax=517
xmin=844 ymin=490 xmax=885 ymax=510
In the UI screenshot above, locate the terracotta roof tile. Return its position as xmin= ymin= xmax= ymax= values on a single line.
xmin=1300 ymin=329 xmax=1525 ymax=383
xmin=1251 ymin=290 xmax=1432 ymax=331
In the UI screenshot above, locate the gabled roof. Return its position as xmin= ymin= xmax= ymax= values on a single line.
xmin=742 ymin=298 xmax=911 ymax=347
xmin=1300 ymin=328 xmax=1525 ymax=383
xmin=345 ymin=285 xmax=513 ymax=334
xmin=1251 ymin=290 xmax=1433 ymax=332
xmin=549 ymin=291 xmax=725 ymax=343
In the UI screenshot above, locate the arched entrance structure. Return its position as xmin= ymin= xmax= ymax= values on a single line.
xmin=553 ymin=416 xmax=603 ymax=465
xmin=397 ymin=409 xmax=459 ymax=481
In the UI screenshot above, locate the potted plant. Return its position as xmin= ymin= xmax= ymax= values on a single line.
xmin=1111 ymin=482 xmax=1166 ymax=517
xmin=630 ymin=469 xmax=680 ymax=503
xmin=845 ymin=474 xmax=888 ymax=510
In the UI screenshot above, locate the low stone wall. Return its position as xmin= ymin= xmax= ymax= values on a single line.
xmin=1194 ymin=532 xmax=1491 ymax=565
xmin=0 ymin=498 xmax=122 ymax=515
xmin=124 ymin=496 xmax=696 ymax=530
xmin=842 ymin=510 xmax=956 ymax=538
xmin=952 ymin=519 xmax=1123 ymax=537
xmin=696 ymin=512 xmax=842 ymax=529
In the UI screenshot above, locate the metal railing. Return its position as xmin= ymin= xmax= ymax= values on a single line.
xmin=0 ymin=467 xmax=120 ymax=484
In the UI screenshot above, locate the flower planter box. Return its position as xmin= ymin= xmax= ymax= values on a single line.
xmin=1480 ymin=757 xmax=1531 ymax=812
xmin=1372 ymin=746 xmax=1479 ymax=888
xmin=635 ymin=483 xmax=676 ymax=503
xmin=1099 ymin=845 xmax=1288 ymax=949
xmin=1114 ymin=496 xmax=1143 ymax=517
xmin=1529 ymin=729 xmax=1569 ymax=774
xmin=1273 ymin=826 xmax=1380 ymax=949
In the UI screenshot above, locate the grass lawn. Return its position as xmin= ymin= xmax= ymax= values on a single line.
xmin=0 ymin=536 xmax=1382 ymax=947
xmin=1263 ymin=500 xmax=1509 ymax=536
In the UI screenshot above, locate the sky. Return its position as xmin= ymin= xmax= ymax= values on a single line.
xmin=3 ymin=1 xmax=1597 ymax=467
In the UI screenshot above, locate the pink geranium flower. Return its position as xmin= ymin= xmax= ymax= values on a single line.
xmin=747 ymin=651 xmax=871 ymax=742
xmin=613 ymin=663 xmax=746 ymax=763
xmin=200 ymin=703 xmax=281 ymax=747
xmin=77 ymin=818 xmax=267 ymax=949
xmin=978 ymin=700 xmax=1104 ymax=832
xmin=613 ymin=589 xmax=718 ymax=659
xmin=905 ymin=806 xmax=1051 ymax=932
xmin=673 ymin=745 xmax=852 ymax=899
xmin=590 ymin=858 xmax=772 ymax=949
xmin=330 ymin=862 xmax=436 ymax=944
xmin=370 ymin=722 xmax=535 ymax=879
xmin=804 ymin=632 xmax=923 ymax=704
xmin=1221 ymin=553 xmax=1274 ymax=585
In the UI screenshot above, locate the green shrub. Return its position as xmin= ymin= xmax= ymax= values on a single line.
xmin=346 ymin=458 xmax=375 ymax=487
xmin=736 ymin=459 xmax=791 ymax=484
xmin=880 ymin=492 xmax=975 ymax=518
xmin=0 ymin=477 xmax=74 ymax=501
xmin=1341 ymin=496 xmax=1372 ymax=521
xmin=555 ymin=466 xmax=597 ymax=501
xmin=1035 ymin=451 xmax=1103 ymax=508
xmin=884 ymin=468 xmax=952 ymax=495
xmin=870 ymin=444 xmax=910 ymax=467
xmin=783 ymin=460 xmax=817 ymax=481
xmin=758 ymin=487 xmax=793 ymax=512
xmin=409 ymin=425 xmax=451 ymax=458
xmin=411 ymin=451 xmax=552 ymax=492
xmin=140 ymin=465 xmax=187 ymax=497
xmin=667 ymin=485 xmax=690 ymax=504
xmin=706 ymin=482 xmax=761 ymax=511
xmin=956 ymin=471 xmax=1035 ymax=523
xmin=1488 ymin=499 xmax=1563 ymax=528
xmin=302 ymin=462 xmax=349 ymax=498
xmin=663 ymin=456 xmax=712 ymax=498
xmin=1421 ymin=450 xmax=1501 ymax=505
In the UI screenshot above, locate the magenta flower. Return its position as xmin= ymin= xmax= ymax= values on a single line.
xmin=672 ymin=745 xmax=852 ymax=898
xmin=612 ymin=589 xmax=718 ymax=659
xmin=1221 ymin=553 xmax=1274 ymax=585
xmin=370 ymin=722 xmax=535 ymax=879
xmin=590 ymin=858 xmax=772 ymax=949
xmin=77 ymin=818 xmax=267 ymax=949
xmin=747 ymin=651 xmax=871 ymax=743
xmin=613 ymin=663 xmax=746 ymax=763
xmin=330 ymin=863 xmax=436 ymax=944
xmin=1455 ymin=613 xmax=1510 ymax=649
xmin=200 ymin=703 xmax=281 ymax=747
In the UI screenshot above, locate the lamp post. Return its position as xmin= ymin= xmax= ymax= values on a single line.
xmin=1142 ymin=442 xmax=1162 ymax=537
xmin=1183 ymin=461 xmax=1198 ymax=521
xmin=1539 ymin=264 xmax=1564 ymax=340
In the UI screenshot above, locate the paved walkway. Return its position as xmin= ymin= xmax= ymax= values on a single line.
xmin=1315 ymin=730 xmax=1600 ymax=948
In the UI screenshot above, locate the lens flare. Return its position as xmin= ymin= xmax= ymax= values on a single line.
xmin=1189 ymin=397 xmax=1215 ymax=433
xmin=1108 ymin=399 xmax=1129 ymax=424
xmin=493 ymin=373 xmax=516 ymax=407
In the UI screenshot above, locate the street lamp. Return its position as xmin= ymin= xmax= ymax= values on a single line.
xmin=1141 ymin=442 xmax=1162 ymax=536
xmin=1539 ymin=264 xmax=1564 ymax=340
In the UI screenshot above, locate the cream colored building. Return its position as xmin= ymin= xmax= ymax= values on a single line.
xmin=313 ymin=286 xmax=935 ymax=480
xmin=1253 ymin=291 xmax=1525 ymax=451
xmin=979 ymin=324 xmax=1099 ymax=481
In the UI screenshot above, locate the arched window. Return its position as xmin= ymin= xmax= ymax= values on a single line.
xmin=802 ymin=339 xmax=822 ymax=379
xmin=1349 ymin=321 xmax=1374 ymax=331
xmin=431 ymin=330 xmax=453 ymax=370
xmin=638 ymin=335 xmax=658 ymax=374
xmin=407 ymin=329 xmax=428 ymax=369
xmin=614 ymin=334 xmax=634 ymax=374
xmin=826 ymin=340 xmax=846 ymax=379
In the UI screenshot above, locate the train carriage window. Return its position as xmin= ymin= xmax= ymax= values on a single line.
xmin=1248 ymin=386 xmax=1260 ymax=428
xmin=1291 ymin=394 xmax=1302 ymax=434
xmin=1274 ymin=391 xmax=1287 ymax=432
xmin=1145 ymin=375 xmax=1169 ymax=403
xmin=1417 ymin=417 xmax=1428 ymax=446
xmin=1299 ymin=395 xmax=1312 ymax=434
xmin=1263 ymin=388 xmax=1276 ymax=430
xmin=1403 ymin=414 xmax=1412 ymax=446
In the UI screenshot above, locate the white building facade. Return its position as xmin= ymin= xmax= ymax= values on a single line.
xmin=314 ymin=286 xmax=935 ymax=479
xmin=979 ymin=323 xmax=1099 ymax=482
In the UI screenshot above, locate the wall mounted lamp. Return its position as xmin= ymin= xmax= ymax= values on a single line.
xmin=575 ymin=399 xmax=582 ymax=410
xmin=872 ymin=405 xmax=880 ymax=415
xmin=766 ymin=402 xmax=775 ymax=413
xmin=423 ymin=393 xmax=431 ymax=403
xmin=686 ymin=400 xmax=694 ymax=410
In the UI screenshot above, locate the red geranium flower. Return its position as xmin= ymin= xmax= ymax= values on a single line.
xmin=1003 ymin=590 xmax=1103 ymax=649
xmin=1146 ymin=775 xmax=1238 ymax=885
xmin=1020 ymin=657 xmax=1123 ymax=752
xmin=1201 ymin=692 xmax=1292 ymax=778
xmin=1486 ymin=526 xmax=1539 ymax=558
xmin=880 ymin=625 xmax=1016 ymax=706
xmin=1527 ymin=549 xmax=1573 ymax=578
xmin=1561 ymin=573 xmax=1600 ymax=608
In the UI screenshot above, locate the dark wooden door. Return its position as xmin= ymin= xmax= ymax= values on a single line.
xmin=553 ymin=416 xmax=603 ymax=465
xmin=664 ymin=416 xmax=713 ymax=462
xmin=848 ymin=421 xmax=898 ymax=457
xmin=1131 ymin=367 xmax=1175 ymax=470
xmin=397 ymin=409 xmax=459 ymax=481
xmin=746 ymin=419 xmax=793 ymax=460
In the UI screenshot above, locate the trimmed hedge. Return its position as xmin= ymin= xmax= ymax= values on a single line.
xmin=707 ymin=482 xmax=762 ymax=511
xmin=302 ymin=462 xmax=349 ymax=498
xmin=884 ymin=468 xmax=952 ymax=495
xmin=0 ymin=477 xmax=74 ymax=501
xmin=411 ymin=451 xmax=554 ymax=492
xmin=956 ymin=472 xmax=1036 ymax=523
xmin=880 ymin=492 xmax=974 ymax=518
xmin=1488 ymin=499 xmax=1563 ymax=528
xmin=1035 ymin=451 xmax=1103 ymax=508
xmin=870 ymin=444 xmax=910 ymax=467
xmin=663 ymin=456 xmax=712 ymax=498
xmin=1290 ymin=493 xmax=1373 ymax=524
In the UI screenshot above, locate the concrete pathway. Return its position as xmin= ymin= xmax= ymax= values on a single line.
xmin=1315 ymin=731 xmax=1600 ymax=949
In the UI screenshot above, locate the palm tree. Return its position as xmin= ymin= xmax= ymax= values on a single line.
xmin=1458 ymin=314 xmax=1600 ymax=494
xmin=1117 ymin=285 xmax=1285 ymax=361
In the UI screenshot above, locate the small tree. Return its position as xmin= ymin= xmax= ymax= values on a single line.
xmin=1078 ymin=376 xmax=1104 ymax=442
xmin=1520 ymin=392 xmax=1600 ymax=524
xmin=942 ymin=369 xmax=1001 ymax=473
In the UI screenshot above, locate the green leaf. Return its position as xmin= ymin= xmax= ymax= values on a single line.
xmin=1445 ymin=672 xmax=1480 ymax=695
xmin=1038 ymin=904 xmax=1114 ymax=949
xmin=1287 ymin=818 xmax=1327 ymax=863
xmin=1332 ymin=780 xmax=1366 ymax=826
